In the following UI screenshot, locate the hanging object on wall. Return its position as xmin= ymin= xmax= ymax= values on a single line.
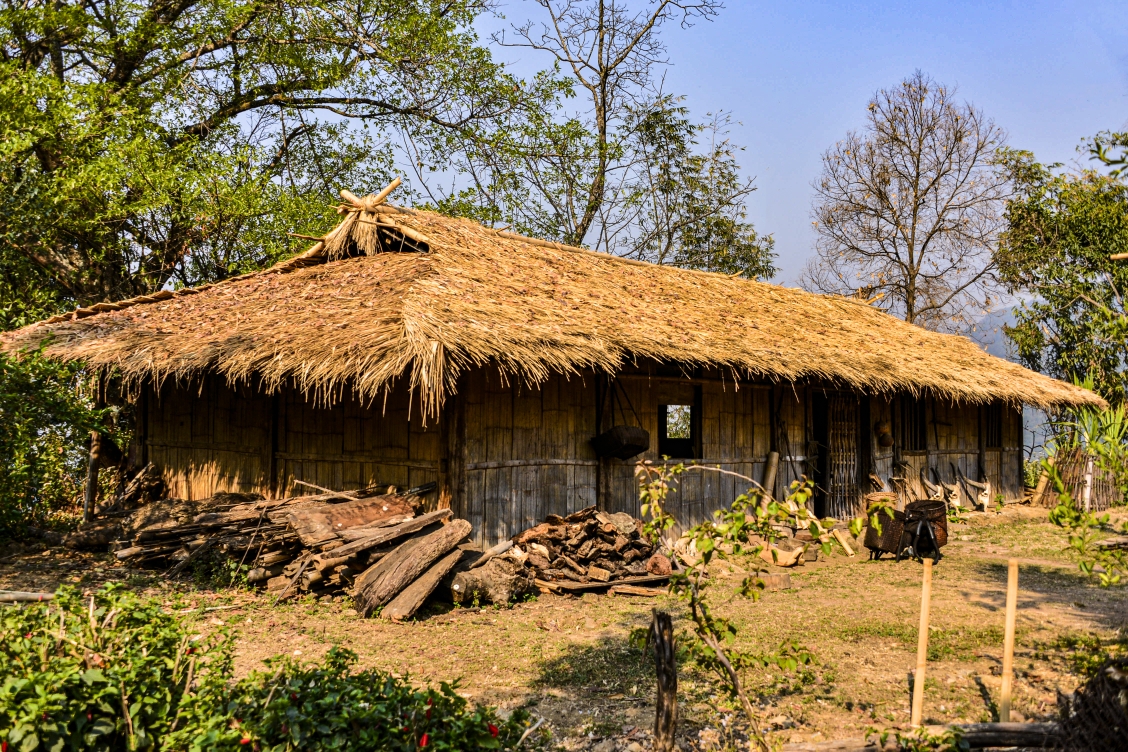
xmin=591 ymin=378 xmax=650 ymax=460
xmin=874 ymin=420 xmax=894 ymax=448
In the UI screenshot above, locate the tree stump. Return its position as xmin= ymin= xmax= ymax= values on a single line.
xmin=450 ymin=557 xmax=534 ymax=606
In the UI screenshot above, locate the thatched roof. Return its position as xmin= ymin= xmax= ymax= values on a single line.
xmin=1 ymin=184 xmax=1102 ymax=414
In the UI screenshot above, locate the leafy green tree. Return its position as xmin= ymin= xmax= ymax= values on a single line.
xmin=0 ymin=0 xmax=536 ymax=308
xmin=1092 ymin=131 xmax=1128 ymax=176
xmin=619 ymin=100 xmax=776 ymax=279
xmin=996 ymin=150 xmax=1128 ymax=402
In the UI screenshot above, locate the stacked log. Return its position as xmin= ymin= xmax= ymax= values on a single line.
xmin=511 ymin=506 xmax=672 ymax=590
xmin=95 ymin=482 xmax=475 ymax=620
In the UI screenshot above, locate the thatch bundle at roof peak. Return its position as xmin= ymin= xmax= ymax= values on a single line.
xmin=1 ymin=182 xmax=1102 ymax=414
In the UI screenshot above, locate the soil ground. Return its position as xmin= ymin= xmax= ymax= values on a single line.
xmin=4 ymin=505 xmax=1126 ymax=750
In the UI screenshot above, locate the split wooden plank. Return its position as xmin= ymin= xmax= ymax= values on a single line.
xmin=383 ymin=549 xmax=464 ymax=621
xmin=353 ymin=520 xmax=471 ymax=616
xmin=287 ymin=494 xmax=416 ymax=546
xmin=329 ymin=509 xmax=451 ymax=560
xmin=338 ymin=514 xmax=415 ymax=541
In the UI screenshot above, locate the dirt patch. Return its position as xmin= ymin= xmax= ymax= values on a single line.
xmin=4 ymin=506 xmax=1126 ymax=749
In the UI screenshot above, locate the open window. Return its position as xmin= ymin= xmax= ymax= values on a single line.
xmin=658 ymin=386 xmax=701 ymax=458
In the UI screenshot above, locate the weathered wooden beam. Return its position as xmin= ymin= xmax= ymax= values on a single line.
xmin=383 ymin=549 xmax=464 ymax=621
xmin=353 ymin=520 xmax=471 ymax=616
xmin=287 ymin=494 xmax=417 ymax=546
xmin=330 ymin=509 xmax=451 ymax=559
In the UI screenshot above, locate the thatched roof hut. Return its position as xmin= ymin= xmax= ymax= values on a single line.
xmin=1 ymin=186 xmax=1101 ymax=539
xmin=3 ymin=190 xmax=1099 ymax=415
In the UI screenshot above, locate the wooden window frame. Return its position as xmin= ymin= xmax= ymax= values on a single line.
xmin=658 ymin=387 xmax=702 ymax=459
xmin=899 ymin=397 xmax=928 ymax=453
xmin=982 ymin=402 xmax=1003 ymax=449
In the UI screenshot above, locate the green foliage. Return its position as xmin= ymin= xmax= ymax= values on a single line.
xmin=996 ymin=150 xmax=1128 ymax=402
xmin=0 ymin=585 xmax=532 ymax=751
xmin=0 ymin=347 xmax=103 ymax=537
xmin=0 ymin=0 xmax=536 ymax=305
xmin=1045 ymin=461 xmax=1128 ymax=586
xmin=1091 ymin=131 xmax=1128 ymax=177
xmin=1053 ymin=393 xmax=1128 ymax=505
xmin=0 ymin=584 xmax=228 ymax=751
xmin=170 ymin=649 xmax=527 ymax=751
xmin=1023 ymin=458 xmax=1044 ymax=489
xmin=618 ymin=101 xmax=777 ymax=279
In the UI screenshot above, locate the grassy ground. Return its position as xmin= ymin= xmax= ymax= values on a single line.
xmin=3 ymin=504 xmax=1126 ymax=750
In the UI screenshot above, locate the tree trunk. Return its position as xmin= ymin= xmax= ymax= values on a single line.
xmin=353 ymin=520 xmax=470 ymax=616
xmin=450 ymin=557 xmax=535 ymax=605
xmin=652 ymin=609 xmax=677 ymax=752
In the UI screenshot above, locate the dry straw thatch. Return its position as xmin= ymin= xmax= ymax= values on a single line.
xmin=1 ymin=183 xmax=1102 ymax=415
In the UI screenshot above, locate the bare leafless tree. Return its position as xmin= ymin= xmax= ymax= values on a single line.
xmin=801 ymin=71 xmax=1009 ymax=331
xmin=495 ymin=0 xmax=721 ymax=247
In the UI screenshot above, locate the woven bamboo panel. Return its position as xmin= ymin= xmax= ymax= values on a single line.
xmin=1032 ymin=447 xmax=1120 ymax=511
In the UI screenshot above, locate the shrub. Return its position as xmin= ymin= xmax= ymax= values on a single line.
xmin=0 ymin=584 xmax=217 ymax=750
xmin=0 ymin=347 xmax=103 ymax=537
xmin=0 ymin=586 xmax=531 ymax=751
xmin=172 ymin=649 xmax=526 ymax=751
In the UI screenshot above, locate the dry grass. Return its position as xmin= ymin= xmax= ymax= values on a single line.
xmin=5 ymin=505 xmax=1126 ymax=750
xmin=2 ymin=192 xmax=1100 ymax=418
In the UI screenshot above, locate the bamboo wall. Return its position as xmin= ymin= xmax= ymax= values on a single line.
xmin=892 ymin=397 xmax=1023 ymax=506
xmin=143 ymin=369 xmax=1026 ymax=545
xmin=145 ymin=378 xmax=442 ymax=502
xmin=455 ymin=368 xmax=599 ymax=545
xmin=597 ymin=376 xmax=777 ymax=533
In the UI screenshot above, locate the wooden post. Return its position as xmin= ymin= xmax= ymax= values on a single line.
xmin=762 ymin=451 xmax=779 ymax=499
xmin=1000 ymin=559 xmax=1019 ymax=722
xmin=1031 ymin=455 xmax=1054 ymax=506
xmin=651 ymin=609 xmax=677 ymax=752
xmin=1081 ymin=455 xmax=1094 ymax=512
xmin=911 ymin=558 xmax=933 ymax=726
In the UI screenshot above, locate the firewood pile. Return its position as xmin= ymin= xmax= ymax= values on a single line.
xmin=511 ymin=506 xmax=674 ymax=592
xmin=67 ymin=472 xmax=675 ymax=616
xmin=75 ymin=480 xmax=490 ymax=620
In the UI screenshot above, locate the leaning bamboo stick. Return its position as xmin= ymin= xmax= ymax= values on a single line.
xmin=1000 ymin=559 xmax=1019 ymax=722
xmin=911 ymin=558 xmax=933 ymax=726
xmin=0 ymin=591 xmax=54 ymax=603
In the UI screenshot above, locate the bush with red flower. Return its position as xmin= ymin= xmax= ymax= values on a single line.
xmin=1 ymin=586 xmax=535 ymax=751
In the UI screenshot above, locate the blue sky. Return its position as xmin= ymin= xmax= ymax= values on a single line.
xmin=484 ymin=0 xmax=1128 ymax=283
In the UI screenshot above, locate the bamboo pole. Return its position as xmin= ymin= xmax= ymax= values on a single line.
xmin=1080 ymin=455 xmax=1094 ymax=513
xmin=911 ymin=558 xmax=933 ymax=726
xmin=1000 ymin=559 xmax=1019 ymax=722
